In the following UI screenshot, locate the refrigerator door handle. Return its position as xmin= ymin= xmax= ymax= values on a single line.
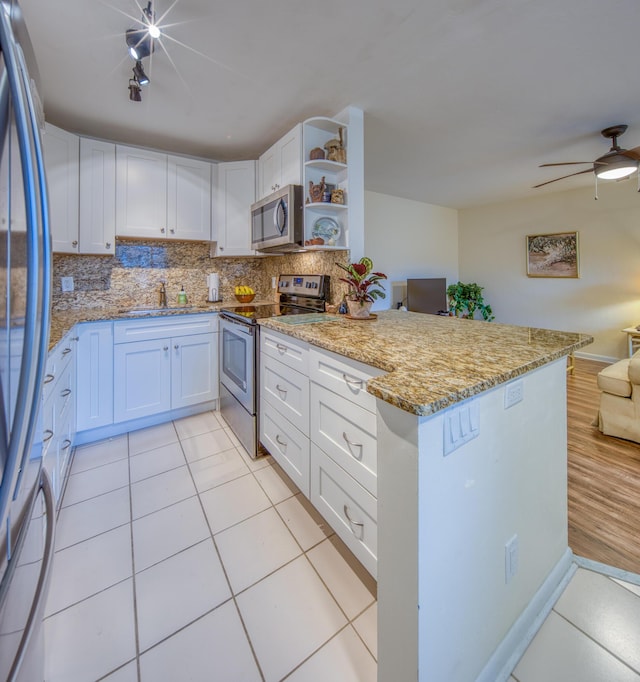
xmin=7 ymin=468 xmax=55 ymax=682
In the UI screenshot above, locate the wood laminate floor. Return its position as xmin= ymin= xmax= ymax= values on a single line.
xmin=567 ymin=357 xmax=640 ymax=575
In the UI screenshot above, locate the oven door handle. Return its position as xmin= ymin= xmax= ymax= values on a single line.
xmin=220 ymin=315 xmax=255 ymax=335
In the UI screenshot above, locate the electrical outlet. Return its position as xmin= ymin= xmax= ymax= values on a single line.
xmin=505 ymin=534 xmax=519 ymax=583
xmin=61 ymin=276 xmax=74 ymax=292
xmin=504 ymin=380 xmax=523 ymax=409
xmin=272 ymin=276 xmax=277 ymax=289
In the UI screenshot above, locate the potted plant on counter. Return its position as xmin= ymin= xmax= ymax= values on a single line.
xmin=446 ymin=281 xmax=494 ymax=321
xmin=336 ymin=257 xmax=387 ymax=319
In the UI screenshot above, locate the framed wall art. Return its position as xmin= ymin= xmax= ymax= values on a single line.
xmin=526 ymin=231 xmax=579 ymax=278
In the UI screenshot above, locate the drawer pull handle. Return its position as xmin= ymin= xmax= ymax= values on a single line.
xmin=44 ymin=374 xmax=55 ymax=384
xmin=276 ymin=343 xmax=288 ymax=353
xmin=60 ymin=388 xmax=72 ymax=397
xmin=62 ymin=348 xmax=72 ymax=355
xmin=342 ymin=373 xmax=364 ymax=389
xmin=344 ymin=505 xmax=364 ymax=528
xmin=163 ymin=346 xmax=169 ymax=351
xmin=342 ymin=432 xmax=363 ymax=458
xmin=275 ymin=434 xmax=288 ymax=448
xmin=61 ymin=439 xmax=72 ymax=450
xmin=276 ymin=384 xmax=287 ymax=396
xmin=43 ymin=429 xmax=54 ymax=443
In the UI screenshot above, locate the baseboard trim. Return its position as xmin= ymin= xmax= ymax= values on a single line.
xmin=574 ymin=555 xmax=640 ymax=586
xmin=475 ymin=548 xmax=576 ymax=682
xmin=574 ymin=350 xmax=618 ymax=364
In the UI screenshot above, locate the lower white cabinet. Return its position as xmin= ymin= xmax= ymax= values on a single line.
xmin=113 ymin=315 xmax=218 ymax=424
xmin=43 ymin=332 xmax=77 ymax=506
xmin=76 ymin=322 xmax=114 ymax=432
xmin=310 ymin=443 xmax=377 ymax=578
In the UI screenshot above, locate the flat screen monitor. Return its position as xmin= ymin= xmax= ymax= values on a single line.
xmin=406 ymin=278 xmax=447 ymax=315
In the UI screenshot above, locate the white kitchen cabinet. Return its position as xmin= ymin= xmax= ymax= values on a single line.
xmin=114 ymin=338 xmax=172 ymax=422
xmin=79 ymin=138 xmax=116 ymax=255
xmin=212 ymin=160 xmax=257 ymax=256
xmin=76 ymin=321 xmax=114 ymax=432
xmin=167 ymin=155 xmax=212 ymax=241
xmin=116 ymin=145 xmax=168 ymax=239
xmin=116 ymin=145 xmax=213 ymax=241
xmin=258 ymin=123 xmax=302 ymax=198
xmin=43 ymin=123 xmax=79 ymax=253
xmin=113 ymin=315 xmax=218 ymax=423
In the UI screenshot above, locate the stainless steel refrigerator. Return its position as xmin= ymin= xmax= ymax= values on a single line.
xmin=0 ymin=2 xmax=53 ymax=681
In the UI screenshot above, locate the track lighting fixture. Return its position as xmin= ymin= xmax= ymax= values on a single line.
xmin=132 ymin=60 xmax=149 ymax=86
xmin=128 ymin=78 xmax=142 ymax=102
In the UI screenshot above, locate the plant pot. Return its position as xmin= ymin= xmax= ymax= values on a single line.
xmin=346 ymin=299 xmax=373 ymax=318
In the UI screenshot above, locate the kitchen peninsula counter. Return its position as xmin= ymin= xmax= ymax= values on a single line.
xmin=259 ymin=309 xmax=592 ymax=416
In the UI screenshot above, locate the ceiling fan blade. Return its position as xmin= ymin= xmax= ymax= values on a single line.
xmin=621 ymin=146 xmax=640 ymax=160
xmin=533 ymin=168 xmax=593 ymax=189
xmin=539 ymin=162 xmax=594 ymax=167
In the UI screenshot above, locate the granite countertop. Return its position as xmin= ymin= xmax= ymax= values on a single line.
xmin=48 ymin=301 xmax=237 ymax=350
xmin=259 ymin=310 xmax=593 ymax=416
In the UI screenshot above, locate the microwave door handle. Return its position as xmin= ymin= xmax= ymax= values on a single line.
xmin=274 ymin=198 xmax=287 ymax=235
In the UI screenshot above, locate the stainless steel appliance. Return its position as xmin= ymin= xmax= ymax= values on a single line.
xmin=250 ymin=184 xmax=304 ymax=252
xmin=0 ymin=4 xmax=54 ymax=681
xmin=219 ymin=274 xmax=329 ymax=457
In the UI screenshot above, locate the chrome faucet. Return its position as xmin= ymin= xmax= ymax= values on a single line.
xmin=159 ymin=281 xmax=167 ymax=308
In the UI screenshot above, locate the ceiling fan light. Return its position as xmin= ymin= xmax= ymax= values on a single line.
xmin=595 ymin=153 xmax=638 ymax=180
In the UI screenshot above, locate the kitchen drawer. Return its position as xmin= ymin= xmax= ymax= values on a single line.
xmin=43 ymin=334 xmax=75 ymax=402
xmin=310 ymin=382 xmax=377 ymax=497
xmin=310 ymin=443 xmax=377 ymax=578
xmin=309 ymin=346 xmax=382 ymax=414
xmin=260 ymin=328 xmax=309 ymax=374
xmin=260 ymin=397 xmax=310 ymax=496
xmin=113 ymin=314 xmax=217 ymax=344
xmin=261 ymin=354 xmax=309 ymax=435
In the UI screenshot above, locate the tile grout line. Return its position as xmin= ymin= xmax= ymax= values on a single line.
xmin=175 ymin=417 xmax=267 ymax=682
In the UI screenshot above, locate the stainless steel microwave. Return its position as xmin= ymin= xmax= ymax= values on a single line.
xmin=251 ymin=184 xmax=303 ymax=252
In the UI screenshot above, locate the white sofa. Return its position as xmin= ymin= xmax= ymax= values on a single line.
xmin=597 ymin=351 xmax=640 ymax=442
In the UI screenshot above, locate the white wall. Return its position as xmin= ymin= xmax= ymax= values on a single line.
xmin=459 ymin=181 xmax=640 ymax=361
xmin=364 ymin=190 xmax=459 ymax=310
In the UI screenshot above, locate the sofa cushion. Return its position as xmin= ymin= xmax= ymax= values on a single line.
xmin=597 ymin=359 xmax=632 ymax=397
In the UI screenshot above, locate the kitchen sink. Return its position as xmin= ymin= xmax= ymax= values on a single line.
xmin=118 ymin=305 xmax=195 ymax=315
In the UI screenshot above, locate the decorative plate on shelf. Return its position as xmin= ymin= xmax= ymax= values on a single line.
xmin=312 ymin=216 xmax=341 ymax=243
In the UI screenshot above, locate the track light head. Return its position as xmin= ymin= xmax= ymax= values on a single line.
xmin=133 ymin=60 xmax=150 ymax=86
xmin=128 ymin=78 xmax=142 ymax=102
xmin=126 ymin=27 xmax=154 ymax=60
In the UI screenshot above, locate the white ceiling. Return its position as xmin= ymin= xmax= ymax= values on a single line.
xmin=19 ymin=0 xmax=640 ymax=209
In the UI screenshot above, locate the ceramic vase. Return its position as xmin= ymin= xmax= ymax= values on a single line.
xmin=347 ymin=299 xmax=373 ymax=318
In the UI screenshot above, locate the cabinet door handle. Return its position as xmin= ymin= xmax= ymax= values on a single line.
xmin=72 ymin=240 xmax=78 ymax=247
xmin=342 ymin=373 xmax=364 ymax=389
xmin=342 ymin=432 xmax=363 ymax=459
xmin=275 ymin=384 xmax=287 ymax=396
xmin=163 ymin=346 xmax=169 ymax=351
xmin=60 ymin=388 xmax=72 ymax=397
xmin=160 ymin=228 xmax=166 ymax=234
xmin=174 ymin=344 xmax=179 ymax=350
xmin=62 ymin=347 xmax=72 ymax=355
xmin=170 ymin=229 xmax=175 ymax=234
xmin=105 ymin=242 xmax=111 ymax=249
xmin=61 ymin=439 xmax=72 ymax=450
xmin=343 ymin=505 xmax=364 ymax=528
xmin=275 ymin=434 xmax=287 ymax=447
xmin=44 ymin=374 xmax=55 ymax=384
xmin=43 ymin=429 xmax=54 ymax=443
xmin=72 ymin=337 xmax=79 ymax=342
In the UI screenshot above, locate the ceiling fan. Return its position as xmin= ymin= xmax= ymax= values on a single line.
xmin=533 ymin=125 xmax=640 ymax=188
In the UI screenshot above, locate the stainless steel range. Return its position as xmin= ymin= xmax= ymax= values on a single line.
xmin=219 ymin=274 xmax=329 ymax=457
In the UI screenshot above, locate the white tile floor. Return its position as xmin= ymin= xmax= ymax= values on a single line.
xmin=43 ymin=410 xmax=640 ymax=682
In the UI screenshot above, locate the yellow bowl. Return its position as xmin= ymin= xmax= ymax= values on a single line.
xmin=235 ymin=293 xmax=255 ymax=303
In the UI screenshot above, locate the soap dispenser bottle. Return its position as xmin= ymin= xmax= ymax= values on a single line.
xmin=178 ymin=285 xmax=187 ymax=305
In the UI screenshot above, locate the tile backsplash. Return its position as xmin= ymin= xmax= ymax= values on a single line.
xmin=52 ymin=238 xmax=351 ymax=310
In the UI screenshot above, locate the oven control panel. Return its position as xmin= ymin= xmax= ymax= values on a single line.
xmin=277 ymin=274 xmax=327 ymax=298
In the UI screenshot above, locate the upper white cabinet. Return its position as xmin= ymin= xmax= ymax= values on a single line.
xmin=212 ymin=160 xmax=257 ymax=257
xmin=43 ymin=123 xmax=80 ymax=253
xmin=167 ymin=155 xmax=212 ymax=241
xmin=116 ymin=145 xmax=168 ymax=239
xmin=116 ymin=146 xmax=213 ymax=241
xmin=79 ymin=138 xmax=116 ymax=255
xmin=258 ymin=123 xmax=302 ymax=199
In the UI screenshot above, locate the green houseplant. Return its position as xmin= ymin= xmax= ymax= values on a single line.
xmin=446 ymin=282 xmax=494 ymax=321
xmin=336 ymin=257 xmax=387 ymax=318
